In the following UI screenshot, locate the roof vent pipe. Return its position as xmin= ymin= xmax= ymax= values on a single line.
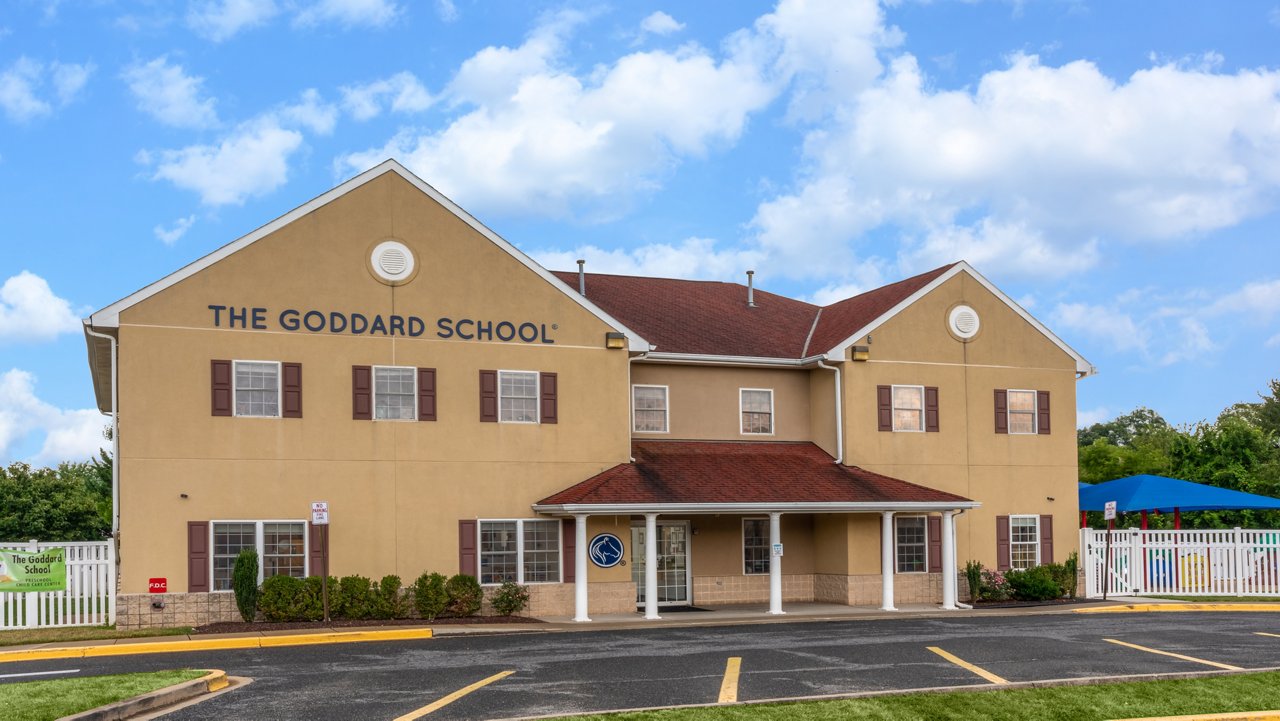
xmin=746 ymin=270 xmax=756 ymax=307
xmin=577 ymin=259 xmax=586 ymax=296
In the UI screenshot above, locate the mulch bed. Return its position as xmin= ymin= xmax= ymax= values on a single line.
xmin=970 ymin=597 xmax=1102 ymax=609
xmin=193 ymin=616 xmax=543 ymax=634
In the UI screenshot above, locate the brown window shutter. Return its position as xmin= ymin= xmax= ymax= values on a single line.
xmin=877 ymin=385 xmax=892 ymax=431
xmin=927 ymin=516 xmax=942 ymax=573
xmin=418 ymin=368 xmax=437 ymax=421
xmin=925 ymin=387 xmax=940 ymax=432
xmin=282 ymin=362 xmax=303 ymax=418
xmin=352 ymin=365 xmax=372 ymax=420
xmin=211 ymin=360 xmax=232 ymax=416
xmin=308 ymin=523 xmax=328 ymax=578
xmin=994 ymin=389 xmax=1008 ymax=434
xmin=479 ymin=370 xmax=498 ymax=422
xmin=996 ymin=515 xmax=1011 ymax=571
xmin=562 ymin=519 xmax=575 ymax=583
xmin=1039 ymin=514 xmax=1054 ymax=564
xmin=188 ymin=521 xmax=209 ymax=592
xmin=1037 ymin=390 xmax=1051 ymax=435
xmin=459 ymin=520 xmax=478 ymax=577
xmin=540 ymin=372 xmax=558 ymax=424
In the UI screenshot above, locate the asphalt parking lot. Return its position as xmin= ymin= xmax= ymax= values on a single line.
xmin=4 ymin=612 xmax=1280 ymax=720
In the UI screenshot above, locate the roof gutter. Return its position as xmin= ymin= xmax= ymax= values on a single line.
xmin=83 ymin=322 xmax=119 ymax=541
xmin=641 ymin=352 xmax=831 ymax=368
xmin=533 ymin=500 xmax=981 ymax=516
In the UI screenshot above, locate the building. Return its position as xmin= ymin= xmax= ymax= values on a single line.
xmin=82 ymin=160 xmax=1093 ymax=628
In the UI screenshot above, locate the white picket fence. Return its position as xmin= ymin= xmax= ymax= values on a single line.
xmin=1083 ymin=528 xmax=1280 ymax=598
xmin=0 ymin=540 xmax=115 ymax=629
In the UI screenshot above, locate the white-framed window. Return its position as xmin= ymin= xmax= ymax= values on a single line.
xmin=211 ymin=520 xmax=307 ymax=591
xmin=373 ymin=366 xmax=417 ymax=420
xmin=234 ymin=360 xmax=280 ymax=417
xmin=498 ymin=370 xmax=539 ymax=423
xmin=632 ymin=385 xmax=669 ymax=433
xmin=742 ymin=518 xmax=769 ymax=575
xmin=478 ymin=519 xmax=561 ymax=585
xmin=1007 ymin=389 xmax=1038 ymax=434
xmin=895 ymin=516 xmax=927 ymax=573
xmin=1011 ymin=515 xmax=1040 ymax=569
xmin=892 ymin=385 xmax=925 ymax=432
xmin=740 ymin=388 xmax=774 ymax=435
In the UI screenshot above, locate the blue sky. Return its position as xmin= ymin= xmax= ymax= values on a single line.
xmin=2 ymin=0 xmax=1279 ymax=465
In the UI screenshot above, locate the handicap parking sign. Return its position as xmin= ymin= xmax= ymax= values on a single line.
xmin=589 ymin=533 xmax=624 ymax=568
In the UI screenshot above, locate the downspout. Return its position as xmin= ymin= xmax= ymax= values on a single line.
xmin=84 ymin=325 xmax=119 ymax=540
xmin=627 ymin=350 xmax=649 ymax=462
xmin=816 ymin=359 xmax=843 ymax=464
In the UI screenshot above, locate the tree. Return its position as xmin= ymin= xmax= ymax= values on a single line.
xmin=0 ymin=462 xmax=110 ymax=541
xmin=1078 ymin=407 xmax=1170 ymax=447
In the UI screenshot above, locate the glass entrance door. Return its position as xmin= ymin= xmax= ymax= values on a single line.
xmin=631 ymin=522 xmax=691 ymax=606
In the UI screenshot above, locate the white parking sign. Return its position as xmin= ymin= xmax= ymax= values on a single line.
xmin=1104 ymin=501 xmax=1116 ymax=521
xmin=311 ymin=501 xmax=329 ymax=525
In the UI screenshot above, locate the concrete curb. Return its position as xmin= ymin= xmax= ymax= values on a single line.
xmin=0 ymin=627 xmax=433 ymax=664
xmin=59 ymin=669 xmax=228 ymax=721
xmin=1075 ymin=604 xmax=1280 ymax=614
xmin=1115 ymin=711 xmax=1280 ymax=720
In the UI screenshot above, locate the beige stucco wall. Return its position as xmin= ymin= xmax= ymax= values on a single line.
xmin=630 ymin=364 xmax=812 ymax=441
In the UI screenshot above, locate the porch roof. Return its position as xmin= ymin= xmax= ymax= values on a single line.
xmin=533 ymin=441 xmax=977 ymax=515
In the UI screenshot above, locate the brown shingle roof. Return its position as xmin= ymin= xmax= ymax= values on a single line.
xmin=536 ymin=441 xmax=972 ymax=506
xmin=551 ymin=264 xmax=956 ymax=358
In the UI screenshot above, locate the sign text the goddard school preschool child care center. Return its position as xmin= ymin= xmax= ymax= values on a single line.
xmin=207 ymin=305 xmax=558 ymax=344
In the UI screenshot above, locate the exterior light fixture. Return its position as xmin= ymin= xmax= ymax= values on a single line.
xmin=605 ymin=332 xmax=627 ymax=349
xmin=851 ymin=345 xmax=870 ymax=361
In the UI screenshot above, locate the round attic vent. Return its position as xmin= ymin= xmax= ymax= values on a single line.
xmin=370 ymin=240 xmax=415 ymax=283
xmin=948 ymin=305 xmax=980 ymax=340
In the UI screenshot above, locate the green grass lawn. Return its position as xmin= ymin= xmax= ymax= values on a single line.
xmin=1146 ymin=596 xmax=1280 ymax=603
xmin=0 ymin=625 xmax=192 ymax=648
xmin=0 ymin=669 xmax=207 ymax=721
xmin=558 ymin=671 xmax=1280 ymax=721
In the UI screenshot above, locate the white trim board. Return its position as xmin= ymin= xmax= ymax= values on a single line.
xmin=85 ymin=159 xmax=651 ymax=353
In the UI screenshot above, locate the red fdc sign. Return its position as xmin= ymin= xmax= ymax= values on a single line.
xmin=148 ymin=578 xmax=167 ymax=594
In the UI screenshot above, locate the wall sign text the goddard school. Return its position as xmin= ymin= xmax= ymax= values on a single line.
xmin=207 ymin=305 xmax=556 ymax=344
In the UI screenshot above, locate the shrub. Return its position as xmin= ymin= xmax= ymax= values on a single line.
xmin=298 ymin=576 xmax=330 ymax=621
xmin=412 ymin=572 xmax=448 ymax=620
xmin=979 ymin=569 xmax=1011 ymax=601
xmin=445 ymin=574 xmax=483 ymax=617
xmin=963 ymin=560 xmax=983 ymax=603
xmin=1006 ymin=565 xmax=1062 ymax=601
xmin=1064 ymin=551 xmax=1080 ymax=598
xmin=259 ymin=575 xmax=304 ymax=622
xmin=491 ymin=581 xmax=530 ymax=616
xmin=371 ymin=575 xmax=403 ymax=620
xmin=335 ymin=575 xmax=374 ymax=620
xmin=232 ymin=549 xmax=259 ymax=622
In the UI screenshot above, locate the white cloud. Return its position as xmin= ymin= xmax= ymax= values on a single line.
xmin=639 ymin=11 xmax=685 ymax=37
xmin=340 ymin=71 xmax=432 ymax=121
xmin=1077 ymin=406 xmax=1112 ymax=429
xmin=0 ymin=271 xmax=82 ymax=343
xmin=154 ymin=215 xmax=196 ymax=245
xmin=276 ymin=88 xmax=338 ymax=134
xmin=187 ymin=0 xmax=280 ymax=41
xmin=143 ymin=117 xmax=303 ymax=205
xmin=532 ymin=237 xmax=764 ymax=282
xmin=1158 ymin=317 xmax=1215 ymax=366
xmin=1206 ymin=278 xmax=1280 ymax=323
xmin=899 ymin=219 xmax=1100 ymax=279
xmin=0 ymin=57 xmax=93 ymax=122
xmin=435 ymin=0 xmax=457 ymax=23
xmin=294 ymin=0 xmax=399 ymax=28
xmin=1266 ymin=332 xmax=1280 ymax=348
xmin=121 ymin=56 xmax=218 ymax=129
xmin=0 ymin=369 xmax=106 ymax=465
xmin=1052 ymin=302 xmax=1150 ymax=354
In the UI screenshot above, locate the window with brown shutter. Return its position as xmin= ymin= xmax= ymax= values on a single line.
xmin=188 ymin=521 xmax=210 ymax=592
xmin=996 ymin=515 xmax=1011 ymax=571
xmin=282 ymin=362 xmax=302 ymax=418
xmin=540 ymin=372 xmax=558 ymax=424
xmin=352 ymin=365 xmax=372 ymax=420
xmin=418 ymin=368 xmax=437 ymax=421
xmin=925 ymin=386 xmax=939 ymax=432
xmin=927 ymin=516 xmax=942 ymax=572
xmin=876 ymin=385 xmax=892 ymax=431
xmin=994 ymin=389 xmax=1008 ymax=434
xmin=1037 ymin=391 xmax=1051 ymax=435
xmin=308 ymin=522 xmax=328 ymax=578
xmin=211 ymin=360 xmax=232 ymax=416
xmin=458 ymin=520 xmax=478 ymax=576
xmin=1039 ymin=514 xmax=1054 ymax=563
xmin=562 ymin=519 xmax=575 ymax=583
xmin=479 ymin=370 xmax=497 ymax=422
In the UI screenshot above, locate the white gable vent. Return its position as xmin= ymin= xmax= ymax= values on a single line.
xmin=370 ymin=240 xmax=415 ymax=284
xmin=948 ymin=304 xmax=980 ymax=340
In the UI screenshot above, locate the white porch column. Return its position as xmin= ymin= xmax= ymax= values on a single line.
xmin=941 ymin=511 xmax=957 ymax=610
xmin=644 ymin=513 xmax=660 ymax=620
xmin=880 ymin=511 xmax=897 ymax=611
xmin=573 ymin=514 xmax=591 ymax=622
xmin=768 ymin=512 xmax=785 ymax=615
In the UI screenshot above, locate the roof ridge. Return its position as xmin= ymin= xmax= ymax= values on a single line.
xmin=801 ymin=307 xmax=823 ymax=358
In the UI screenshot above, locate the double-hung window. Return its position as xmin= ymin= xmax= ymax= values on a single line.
xmin=632 ymin=385 xmax=668 ymax=433
xmin=1007 ymin=389 xmax=1037 ymax=434
xmin=374 ymin=366 xmax=417 ymax=420
xmin=234 ymin=361 xmax=280 ymax=417
xmin=499 ymin=371 xmax=539 ymax=423
xmin=1010 ymin=515 xmax=1040 ymax=569
xmin=211 ymin=520 xmax=306 ymax=591
xmin=740 ymin=388 xmax=774 ymax=435
xmin=895 ymin=516 xmax=927 ymax=573
xmin=892 ymin=385 xmax=924 ymax=432
xmin=742 ymin=518 xmax=769 ymax=575
xmin=478 ymin=519 xmax=561 ymax=584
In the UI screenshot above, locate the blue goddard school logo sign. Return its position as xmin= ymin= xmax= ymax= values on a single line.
xmin=589 ymin=533 xmax=624 ymax=568
xmin=206 ymin=305 xmax=556 ymax=344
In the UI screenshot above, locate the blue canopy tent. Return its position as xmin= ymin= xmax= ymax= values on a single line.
xmin=1078 ymin=474 xmax=1280 ymax=528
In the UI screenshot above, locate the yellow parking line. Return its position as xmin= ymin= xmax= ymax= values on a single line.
xmin=926 ymin=646 xmax=1009 ymax=685
xmin=1103 ymin=639 xmax=1242 ymax=671
xmin=718 ymin=657 xmax=741 ymax=704
xmin=393 ymin=670 xmax=514 ymax=720
xmin=1257 ymin=632 xmax=1280 ymax=639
